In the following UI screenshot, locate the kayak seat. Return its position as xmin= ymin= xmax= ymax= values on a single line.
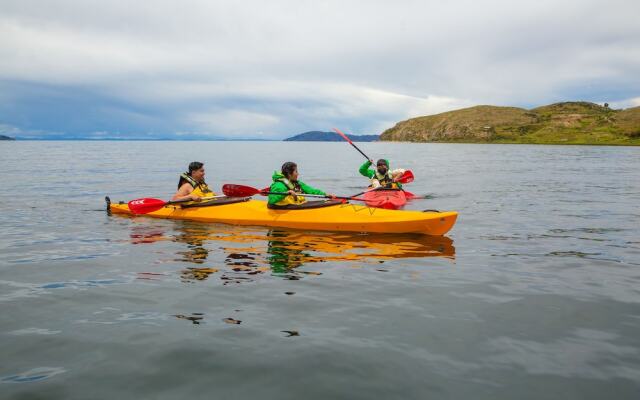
xmin=267 ymin=200 xmax=343 ymax=210
xmin=181 ymin=197 xmax=251 ymax=209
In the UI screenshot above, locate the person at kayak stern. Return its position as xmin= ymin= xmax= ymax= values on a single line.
xmin=359 ymin=159 xmax=406 ymax=188
xmin=268 ymin=162 xmax=332 ymax=207
xmin=172 ymin=161 xmax=215 ymax=201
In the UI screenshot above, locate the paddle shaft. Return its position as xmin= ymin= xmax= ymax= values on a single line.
xmin=333 ymin=128 xmax=371 ymax=161
xmin=261 ymin=191 xmax=365 ymax=202
xmin=167 ymin=195 xmax=226 ymax=205
xmin=350 ymin=186 xmax=388 ymax=199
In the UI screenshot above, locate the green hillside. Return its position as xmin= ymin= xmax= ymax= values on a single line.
xmin=380 ymin=102 xmax=640 ymax=145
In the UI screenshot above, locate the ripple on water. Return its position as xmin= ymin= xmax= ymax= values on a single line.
xmin=0 ymin=278 xmax=130 ymax=303
xmin=7 ymin=328 xmax=61 ymax=336
xmin=1 ymin=367 xmax=67 ymax=383
xmin=484 ymin=329 xmax=640 ymax=381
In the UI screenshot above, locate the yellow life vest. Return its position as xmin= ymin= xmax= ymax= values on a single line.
xmin=374 ymin=170 xmax=394 ymax=186
xmin=274 ymin=178 xmax=306 ymax=206
xmin=370 ymin=179 xmax=399 ymax=189
xmin=370 ymin=169 xmax=400 ymax=189
xmin=180 ymin=173 xmax=215 ymax=197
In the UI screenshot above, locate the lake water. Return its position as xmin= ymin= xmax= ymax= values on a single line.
xmin=1 ymin=141 xmax=639 ymax=399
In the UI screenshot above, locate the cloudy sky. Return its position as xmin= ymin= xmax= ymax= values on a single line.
xmin=1 ymin=0 xmax=639 ymax=139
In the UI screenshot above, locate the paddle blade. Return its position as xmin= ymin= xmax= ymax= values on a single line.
xmin=404 ymin=191 xmax=416 ymax=200
xmin=222 ymin=184 xmax=261 ymax=197
xmin=128 ymin=198 xmax=167 ymax=214
xmin=397 ymin=170 xmax=414 ymax=184
xmin=332 ymin=127 xmax=353 ymax=144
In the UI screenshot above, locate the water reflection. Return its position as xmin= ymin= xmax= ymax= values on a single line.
xmin=173 ymin=227 xmax=210 ymax=264
xmin=267 ymin=230 xmax=307 ymax=274
xmin=129 ymin=224 xmax=166 ymax=245
xmin=174 ymin=313 xmax=205 ymax=325
xmin=180 ymin=267 xmax=218 ymax=282
xmin=128 ymin=221 xmax=455 ymax=283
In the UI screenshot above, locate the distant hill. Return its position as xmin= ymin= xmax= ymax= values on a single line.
xmin=380 ymin=102 xmax=640 ymax=145
xmin=284 ymin=131 xmax=379 ymax=142
xmin=0 ymin=135 xmax=15 ymax=140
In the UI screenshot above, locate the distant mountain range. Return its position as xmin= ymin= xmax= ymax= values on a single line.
xmin=1 ymin=134 xmax=274 ymax=141
xmin=284 ymin=131 xmax=379 ymax=142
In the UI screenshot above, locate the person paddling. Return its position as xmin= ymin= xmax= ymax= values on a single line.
xmin=359 ymin=159 xmax=406 ymax=189
xmin=172 ymin=161 xmax=215 ymax=201
xmin=268 ymin=162 xmax=333 ymax=207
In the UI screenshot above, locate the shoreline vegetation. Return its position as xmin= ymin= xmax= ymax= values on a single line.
xmin=380 ymin=101 xmax=640 ymax=145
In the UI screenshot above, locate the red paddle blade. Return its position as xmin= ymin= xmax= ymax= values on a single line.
xmin=332 ymin=127 xmax=353 ymax=144
xmin=397 ymin=170 xmax=414 ymax=184
xmin=222 ymin=184 xmax=261 ymax=197
xmin=128 ymin=198 xmax=167 ymax=214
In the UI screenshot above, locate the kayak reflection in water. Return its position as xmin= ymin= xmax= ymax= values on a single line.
xmin=267 ymin=162 xmax=335 ymax=208
xmin=173 ymin=224 xmax=218 ymax=282
xmin=265 ymin=229 xmax=456 ymax=277
xmin=359 ymin=158 xmax=406 ymax=189
xmin=173 ymin=226 xmax=209 ymax=264
xmin=172 ymin=161 xmax=215 ymax=202
xmin=164 ymin=224 xmax=456 ymax=282
xmin=266 ymin=230 xmax=310 ymax=274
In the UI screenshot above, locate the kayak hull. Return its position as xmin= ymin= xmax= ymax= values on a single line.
xmin=363 ymin=190 xmax=407 ymax=209
xmin=109 ymin=199 xmax=457 ymax=236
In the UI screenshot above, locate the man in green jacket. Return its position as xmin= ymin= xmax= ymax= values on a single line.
xmin=268 ymin=162 xmax=331 ymax=207
xmin=359 ymin=159 xmax=406 ymax=188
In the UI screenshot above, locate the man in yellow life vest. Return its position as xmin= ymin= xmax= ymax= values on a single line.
xmin=172 ymin=161 xmax=215 ymax=201
xmin=268 ymin=162 xmax=333 ymax=208
xmin=359 ymin=158 xmax=406 ymax=189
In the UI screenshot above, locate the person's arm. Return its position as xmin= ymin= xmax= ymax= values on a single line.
xmin=172 ymin=183 xmax=198 ymax=201
xmin=268 ymin=182 xmax=289 ymax=204
xmin=391 ymin=168 xmax=406 ymax=180
xmin=299 ymin=181 xmax=326 ymax=196
xmin=359 ymin=160 xmax=375 ymax=178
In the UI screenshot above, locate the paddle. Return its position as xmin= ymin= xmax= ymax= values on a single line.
xmin=333 ymin=127 xmax=415 ymax=184
xmin=222 ymin=184 xmax=266 ymax=197
xmin=222 ymin=184 xmax=366 ymax=202
xmin=396 ymin=170 xmax=414 ymax=184
xmin=128 ymin=195 xmax=223 ymax=214
xmin=349 ymin=171 xmax=416 ymax=198
xmin=333 ymin=127 xmax=371 ymax=161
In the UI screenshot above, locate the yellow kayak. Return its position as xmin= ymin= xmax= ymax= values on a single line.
xmin=107 ymin=197 xmax=457 ymax=236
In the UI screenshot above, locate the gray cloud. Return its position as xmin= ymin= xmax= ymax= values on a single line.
xmin=1 ymin=0 xmax=639 ymax=138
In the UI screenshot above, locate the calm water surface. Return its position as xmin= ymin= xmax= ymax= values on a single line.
xmin=1 ymin=141 xmax=639 ymax=399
